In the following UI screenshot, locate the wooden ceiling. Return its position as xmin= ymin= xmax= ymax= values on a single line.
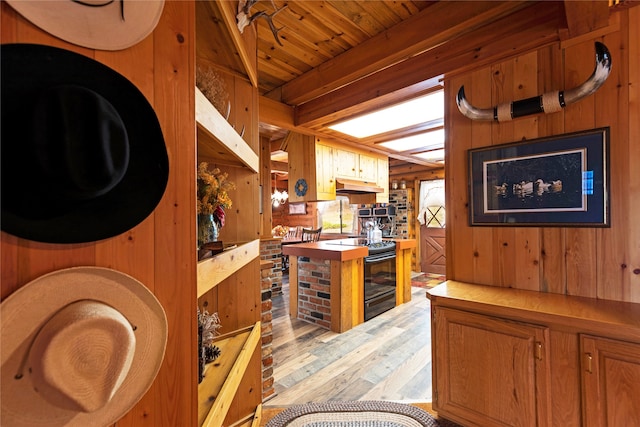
xmin=199 ymin=1 xmax=615 ymax=177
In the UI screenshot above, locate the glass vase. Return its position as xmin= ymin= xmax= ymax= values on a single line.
xmin=197 ymin=213 xmax=219 ymax=249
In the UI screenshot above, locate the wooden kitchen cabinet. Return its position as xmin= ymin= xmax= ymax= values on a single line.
xmin=334 ymin=147 xmax=359 ymax=178
xmin=428 ymin=281 xmax=640 ymax=427
xmin=433 ymin=307 xmax=550 ymax=427
xmin=287 ymin=132 xmax=336 ymax=202
xmin=334 ymin=147 xmax=377 ymax=182
xmin=358 ymin=153 xmax=378 ymax=182
xmin=287 ymin=133 xmax=389 ymax=203
xmin=581 ymin=335 xmax=640 ymax=427
xmin=316 ymin=142 xmax=336 ymax=198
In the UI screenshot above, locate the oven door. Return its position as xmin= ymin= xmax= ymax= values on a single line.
xmin=363 ymin=250 xmax=396 ymax=321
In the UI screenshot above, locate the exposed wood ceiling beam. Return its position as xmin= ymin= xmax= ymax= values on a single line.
xmin=295 ymin=1 xmax=566 ymax=128
xmin=270 ymin=160 xmax=288 ymax=174
xmin=270 ymin=1 xmax=535 ymax=106
xmin=563 ymin=0 xmax=610 ymax=38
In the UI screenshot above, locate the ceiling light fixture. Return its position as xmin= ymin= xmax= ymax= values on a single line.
xmin=271 ymin=173 xmax=288 ymax=207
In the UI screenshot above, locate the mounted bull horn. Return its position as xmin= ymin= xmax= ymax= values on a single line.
xmin=456 ymin=42 xmax=611 ymax=121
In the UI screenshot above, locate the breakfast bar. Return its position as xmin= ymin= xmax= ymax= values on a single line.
xmin=282 ymin=238 xmax=416 ymax=333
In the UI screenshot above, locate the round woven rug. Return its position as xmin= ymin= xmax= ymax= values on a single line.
xmin=265 ymin=401 xmax=461 ymax=427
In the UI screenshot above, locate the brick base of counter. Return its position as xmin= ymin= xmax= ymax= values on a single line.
xmin=297 ymin=257 xmax=332 ymax=330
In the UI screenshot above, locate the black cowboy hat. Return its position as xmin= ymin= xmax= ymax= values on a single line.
xmin=1 ymin=44 xmax=169 ymax=243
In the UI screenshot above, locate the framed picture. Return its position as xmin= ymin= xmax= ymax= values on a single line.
xmin=289 ymin=203 xmax=307 ymax=215
xmin=468 ymin=127 xmax=610 ymax=227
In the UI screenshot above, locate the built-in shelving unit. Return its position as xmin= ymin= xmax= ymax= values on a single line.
xmin=196 ymin=88 xmax=261 ymax=424
xmin=197 ymin=239 xmax=260 ymax=298
xmin=196 ymin=88 xmax=259 ymax=173
xmin=197 ymin=322 xmax=261 ymax=427
xmin=196 ymin=2 xmax=262 ymax=425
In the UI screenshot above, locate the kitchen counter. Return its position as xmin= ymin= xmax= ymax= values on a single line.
xmin=283 ymin=238 xmax=417 ymax=333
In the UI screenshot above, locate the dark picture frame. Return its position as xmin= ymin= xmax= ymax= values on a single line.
xmin=289 ymin=202 xmax=307 ymax=215
xmin=468 ymin=127 xmax=610 ymax=227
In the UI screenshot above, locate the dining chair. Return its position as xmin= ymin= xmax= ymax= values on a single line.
xmin=301 ymin=227 xmax=322 ymax=242
xmin=286 ymin=226 xmax=303 ymax=240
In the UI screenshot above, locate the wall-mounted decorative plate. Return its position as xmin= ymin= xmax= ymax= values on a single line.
xmin=294 ymin=178 xmax=308 ymax=197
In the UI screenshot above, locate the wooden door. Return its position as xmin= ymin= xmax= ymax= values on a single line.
xmin=432 ymin=307 xmax=551 ymax=427
xmin=421 ymin=226 xmax=445 ymax=274
xmin=581 ymin=335 xmax=640 ymax=427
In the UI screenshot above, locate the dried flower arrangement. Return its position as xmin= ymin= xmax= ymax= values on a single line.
xmin=196 ymin=65 xmax=229 ymax=116
xmin=197 ymin=162 xmax=235 ymax=227
xmin=198 ymin=307 xmax=222 ymax=383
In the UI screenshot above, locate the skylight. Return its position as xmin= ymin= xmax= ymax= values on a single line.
xmin=414 ymin=148 xmax=445 ymax=162
xmin=329 ymin=91 xmax=444 ymax=138
xmin=378 ymin=128 xmax=444 ymax=152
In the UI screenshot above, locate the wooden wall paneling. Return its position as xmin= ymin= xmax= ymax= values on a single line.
xmin=628 ymin=7 xmax=640 ymax=302
xmin=596 ymin=29 xmax=630 ymax=302
xmin=95 ymin=35 xmax=160 ymax=427
xmin=1 ymin=2 xmax=197 ymax=426
xmin=260 ymin=135 xmax=273 ymax=237
xmin=470 ymin=68 xmax=495 ymax=285
xmin=235 ymin=259 xmax=261 ymax=327
xmin=446 ymin=11 xmax=639 ymax=304
xmin=444 ymin=73 xmax=474 ymax=282
xmin=512 ymin=51 xmax=543 ymax=292
xmin=538 ymin=44 xmax=567 ymax=295
xmin=490 ymin=58 xmax=518 ymax=288
xmin=222 ymin=344 xmax=263 ymax=425
xmin=563 ymin=41 xmax=598 ymax=298
xmin=141 ymin=3 xmax=197 ymax=426
xmin=549 ymin=330 xmax=582 ymax=426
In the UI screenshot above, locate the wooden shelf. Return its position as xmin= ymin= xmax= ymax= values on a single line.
xmin=198 ymin=322 xmax=262 ymax=427
xmin=196 ymin=87 xmax=259 ymax=173
xmin=197 ymin=239 xmax=260 ymax=298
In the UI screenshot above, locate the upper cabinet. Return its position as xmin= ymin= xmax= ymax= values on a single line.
xmin=334 ymin=148 xmax=378 ymax=182
xmin=287 ymin=132 xmax=389 ymax=203
xmin=287 ymin=133 xmax=335 ymax=203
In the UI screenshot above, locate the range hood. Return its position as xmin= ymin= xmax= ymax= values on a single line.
xmin=335 ymin=178 xmax=384 ymax=194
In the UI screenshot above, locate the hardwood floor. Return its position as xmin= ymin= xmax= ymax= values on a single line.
xmin=265 ymin=274 xmax=434 ymax=406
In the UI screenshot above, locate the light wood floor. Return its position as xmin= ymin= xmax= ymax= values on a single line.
xmin=264 ymin=274 xmax=434 ymax=407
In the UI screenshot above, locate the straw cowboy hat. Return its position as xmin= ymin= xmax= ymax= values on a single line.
xmin=5 ymin=0 xmax=165 ymax=51
xmin=1 ymin=266 xmax=168 ymax=427
xmin=1 ymin=43 xmax=169 ymax=244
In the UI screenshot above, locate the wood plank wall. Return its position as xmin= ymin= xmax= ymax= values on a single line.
xmin=445 ymin=9 xmax=640 ymax=303
xmin=1 ymin=3 xmax=198 ymax=425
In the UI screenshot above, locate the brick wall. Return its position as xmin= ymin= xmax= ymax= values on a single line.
xmin=260 ymin=238 xmax=283 ymax=295
xmin=296 ymin=256 xmax=332 ymax=329
xmin=389 ymin=189 xmax=410 ymax=238
xmin=259 ymin=238 xmax=282 ymax=400
xmin=260 ymin=263 xmax=274 ymax=400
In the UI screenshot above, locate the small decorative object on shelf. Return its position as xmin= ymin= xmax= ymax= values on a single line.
xmin=198 ymin=308 xmax=222 ymax=383
xmin=198 ymin=213 xmax=218 ymax=248
xmin=196 ymin=66 xmax=228 ymax=117
xmin=197 ymin=162 xmax=235 ymax=259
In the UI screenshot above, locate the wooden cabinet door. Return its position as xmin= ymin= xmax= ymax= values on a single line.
xmin=315 ymin=143 xmax=335 ymax=198
xmin=581 ymin=335 xmax=640 ymax=427
xmin=334 ymin=148 xmax=358 ymax=178
xmin=358 ymin=153 xmax=378 ymax=181
xmin=433 ymin=307 xmax=551 ymax=427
